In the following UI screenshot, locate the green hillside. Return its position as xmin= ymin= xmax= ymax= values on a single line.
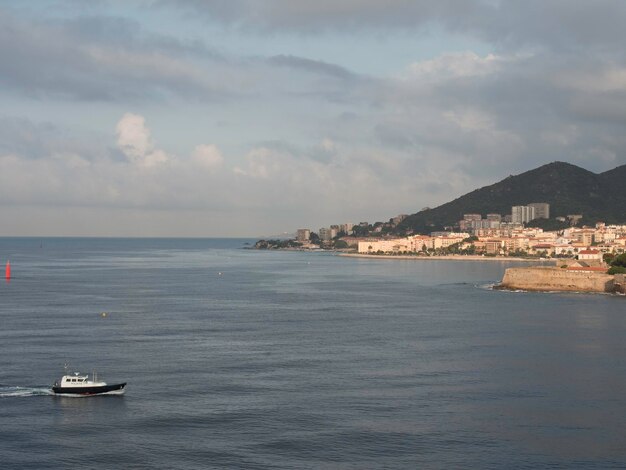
xmin=397 ymin=161 xmax=626 ymax=234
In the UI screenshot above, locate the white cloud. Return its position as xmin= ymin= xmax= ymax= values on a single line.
xmin=115 ymin=113 xmax=229 ymax=172
xmin=234 ymin=147 xmax=281 ymax=179
xmin=115 ymin=112 xmax=173 ymax=168
xmin=116 ymin=113 xmax=158 ymax=162
xmin=191 ymin=144 xmax=224 ymax=171
xmin=556 ymin=65 xmax=626 ymax=93
xmin=407 ymin=51 xmax=503 ymax=80
xmin=443 ymin=108 xmax=495 ymax=131
xmin=320 ymin=138 xmax=336 ymax=153
xmin=0 ymin=113 xmax=230 ymax=210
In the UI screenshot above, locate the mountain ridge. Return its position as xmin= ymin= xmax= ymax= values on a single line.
xmin=397 ymin=161 xmax=626 ymax=234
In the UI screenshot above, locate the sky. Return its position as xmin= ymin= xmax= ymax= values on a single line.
xmin=1 ymin=0 xmax=625 ymax=237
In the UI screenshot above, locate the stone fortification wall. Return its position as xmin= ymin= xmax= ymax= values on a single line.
xmin=501 ymin=267 xmax=615 ymax=293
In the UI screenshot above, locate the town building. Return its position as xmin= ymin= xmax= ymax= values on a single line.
xmin=511 ymin=205 xmax=536 ymax=224
xmin=318 ymin=227 xmax=332 ymax=241
xmin=296 ymin=229 xmax=310 ymax=242
xmin=340 ymin=223 xmax=354 ymax=235
xmin=528 ymin=203 xmax=550 ymax=219
xmin=578 ymin=249 xmax=602 ymax=261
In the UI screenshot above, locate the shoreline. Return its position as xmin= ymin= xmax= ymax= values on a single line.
xmin=338 ymin=253 xmax=548 ymax=262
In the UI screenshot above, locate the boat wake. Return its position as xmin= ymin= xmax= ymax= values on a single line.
xmin=0 ymin=385 xmax=53 ymax=398
xmin=478 ymin=282 xmax=501 ymax=290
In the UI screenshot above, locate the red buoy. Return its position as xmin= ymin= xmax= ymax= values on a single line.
xmin=5 ymin=261 xmax=10 ymax=280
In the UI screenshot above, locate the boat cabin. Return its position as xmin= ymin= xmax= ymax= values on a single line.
xmin=55 ymin=373 xmax=106 ymax=388
xmin=58 ymin=374 xmax=90 ymax=387
xmin=63 ymin=375 xmax=87 ymax=384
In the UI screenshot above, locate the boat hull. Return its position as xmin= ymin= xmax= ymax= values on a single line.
xmin=52 ymin=382 xmax=126 ymax=396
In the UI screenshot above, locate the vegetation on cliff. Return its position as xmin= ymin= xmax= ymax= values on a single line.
xmin=254 ymin=239 xmax=302 ymax=249
xmin=607 ymin=253 xmax=626 ymax=275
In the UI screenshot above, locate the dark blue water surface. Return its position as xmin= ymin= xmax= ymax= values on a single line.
xmin=1 ymin=238 xmax=625 ymax=469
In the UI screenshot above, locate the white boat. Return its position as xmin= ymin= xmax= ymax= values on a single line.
xmin=51 ymin=369 xmax=126 ymax=396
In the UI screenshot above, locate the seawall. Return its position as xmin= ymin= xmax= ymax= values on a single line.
xmin=500 ymin=267 xmax=616 ymax=293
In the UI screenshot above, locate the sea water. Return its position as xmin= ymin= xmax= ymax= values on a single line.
xmin=1 ymin=238 xmax=625 ymax=469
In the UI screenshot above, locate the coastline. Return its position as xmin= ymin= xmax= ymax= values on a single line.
xmin=338 ymin=253 xmax=547 ymax=262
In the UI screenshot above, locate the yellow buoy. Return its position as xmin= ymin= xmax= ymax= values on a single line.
xmin=101 ymin=312 xmax=107 ymax=318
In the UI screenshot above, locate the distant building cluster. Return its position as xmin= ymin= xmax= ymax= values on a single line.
xmin=357 ymin=232 xmax=470 ymax=254
xmin=459 ymin=203 xmax=550 ymax=231
xmin=356 ymin=222 xmax=626 ymax=258
xmin=297 ymin=223 xmax=355 ymax=243
xmin=291 ymin=202 xmax=625 ymax=261
xmin=296 ymin=215 xmax=409 ymax=247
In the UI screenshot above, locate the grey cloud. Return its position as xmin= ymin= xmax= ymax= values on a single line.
xmin=160 ymin=0 xmax=479 ymax=34
xmin=0 ymin=116 xmax=106 ymax=160
xmin=267 ymin=54 xmax=355 ymax=80
xmin=250 ymin=139 xmax=337 ymax=164
xmin=59 ymin=15 xmax=139 ymax=46
xmin=0 ymin=8 xmax=230 ymax=102
xmin=59 ymin=14 xmax=222 ymax=59
xmin=311 ymin=49 xmax=626 ymax=190
xmin=259 ymin=46 xmax=626 ymax=194
xmin=0 ymin=117 xmax=59 ymax=159
xmin=374 ymin=123 xmax=414 ymax=150
xmin=468 ymin=0 xmax=626 ymax=53
xmin=161 ymin=0 xmax=626 ymax=54
xmin=3 ymin=2 xmax=626 ymax=234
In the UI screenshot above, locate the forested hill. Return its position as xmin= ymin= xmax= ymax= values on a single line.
xmin=396 ymin=161 xmax=626 ymax=234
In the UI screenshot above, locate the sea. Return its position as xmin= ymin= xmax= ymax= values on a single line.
xmin=1 ymin=237 xmax=625 ymax=469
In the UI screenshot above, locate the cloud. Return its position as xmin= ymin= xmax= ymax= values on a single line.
xmin=0 ymin=113 xmax=230 ymax=211
xmin=267 ymin=55 xmax=355 ymax=80
xmin=0 ymin=117 xmax=63 ymax=159
xmin=116 ymin=113 xmax=169 ymax=167
xmin=114 ymin=113 xmax=225 ymax=171
xmin=116 ymin=113 xmax=153 ymax=160
xmin=407 ymin=52 xmax=506 ymax=80
xmin=0 ymin=8 xmax=232 ymax=102
xmin=191 ymin=144 xmax=224 ymax=171
xmin=164 ymin=0 xmax=626 ymax=55
xmin=3 ymin=2 xmax=626 ymax=236
xmin=163 ymin=0 xmax=480 ymax=34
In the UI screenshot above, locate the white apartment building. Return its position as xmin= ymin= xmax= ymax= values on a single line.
xmin=358 ymin=238 xmax=411 ymax=253
xmin=528 ymin=203 xmax=550 ymax=219
xmin=511 ymin=205 xmax=536 ymax=224
xmin=318 ymin=227 xmax=332 ymax=241
xmin=296 ymin=229 xmax=310 ymax=242
xmin=340 ymin=223 xmax=354 ymax=234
